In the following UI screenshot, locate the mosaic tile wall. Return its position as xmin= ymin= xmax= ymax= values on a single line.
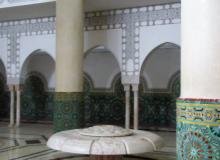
xmin=139 ymin=94 xmax=176 ymax=128
xmin=84 ymin=79 xmax=125 ymax=127
xmin=21 ymin=92 xmax=53 ymax=122
xmin=16 ymin=75 xmax=180 ymax=129
xmin=0 ymin=74 xmax=180 ymax=130
xmin=177 ymin=99 xmax=220 ymax=159
xmin=21 ymin=76 xmax=48 ymax=121
xmin=54 ymin=92 xmax=84 ymax=132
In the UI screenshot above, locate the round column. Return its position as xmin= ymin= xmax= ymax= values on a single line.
xmin=124 ymin=84 xmax=130 ymax=129
xmin=15 ymin=85 xmax=21 ymax=127
xmin=178 ymin=0 xmax=220 ymax=159
xmin=54 ymin=0 xmax=84 ymax=132
xmin=8 ymin=85 xmax=15 ymax=127
xmin=132 ymin=84 xmax=139 ymax=130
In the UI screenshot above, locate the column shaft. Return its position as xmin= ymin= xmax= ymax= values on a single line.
xmin=56 ymin=0 xmax=84 ymax=92
xmin=124 ymin=84 xmax=130 ymax=129
xmin=178 ymin=0 xmax=220 ymax=159
xmin=9 ymin=85 xmax=15 ymax=127
xmin=54 ymin=0 xmax=84 ymax=132
xmin=182 ymin=0 xmax=220 ymax=98
xmin=132 ymin=84 xmax=139 ymax=130
xmin=15 ymin=85 xmax=21 ymax=127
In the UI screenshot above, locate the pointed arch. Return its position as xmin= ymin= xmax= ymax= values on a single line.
xmin=84 ymin=45 xmax=121 ymax=71
xmin=140 ymin=42 xmax=180 ymax=70
xmin=20 ymin=49 xmax=55 ymax=90
xmin=84 ymin=45 xmax=121 ymax=89
xmin=22 ymin=73 xmax=47 ymax=122
xmin=140 ymin=42 xmax=180 ymax=90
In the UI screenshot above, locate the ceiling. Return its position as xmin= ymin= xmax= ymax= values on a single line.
xmin=0 ymin=0 xmax=180 ymax=21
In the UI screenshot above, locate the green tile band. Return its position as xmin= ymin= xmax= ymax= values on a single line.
xmin=177 ymin=99 xmax=220 ymax=160
xmin=54 ymin=92 xmax=84 ymax=132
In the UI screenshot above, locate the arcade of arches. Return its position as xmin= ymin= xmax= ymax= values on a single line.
xmin=0 ymin=44 xmax=180 ymax=129
xmin=1 ymin=0 xmax=220 ymax=160
xmin=0 ymin=42 xmax=180 ymax=159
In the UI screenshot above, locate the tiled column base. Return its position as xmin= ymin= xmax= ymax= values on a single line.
xmin=54 ymin=92 xmax=84 ymax=132
xmin=90 ymin=156 xmax=123 ymax=160
xmin=177 ymin=98 xmax=220 ymax=160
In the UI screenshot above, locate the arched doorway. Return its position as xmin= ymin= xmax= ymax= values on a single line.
xmin=140 ymin=42 xmax=180 ymax=129
xmin=20 ymin=50 xmax=55 ymax=122
xmin=83 ymin=46 xmax=124 ymax=126
xmin=22 ymin=73 xmax=46 ymax=121
xmin=0 ymin=59 xmax=9 ymax=121
xmin=84 ymin=46 xmax=121 ymax=89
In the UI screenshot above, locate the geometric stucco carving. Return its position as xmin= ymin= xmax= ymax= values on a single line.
xmin=0 ymin=3 xmax=180 ymax=84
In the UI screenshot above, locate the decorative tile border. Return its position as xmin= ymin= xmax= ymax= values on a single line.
xmin=84 ymin=3 xmax=180 ymax=29
xmin=177 ymin=98 xmax=220 ymax=160
xmin=0 ymin=17 xmax=56 ymax=83
xmin=0 ymin=3 xmax=180 ymax=84
xmin=177 ymin=98 xmax=220 ymax=126
xmin=85 ymin=3 xmax=180 ymax=79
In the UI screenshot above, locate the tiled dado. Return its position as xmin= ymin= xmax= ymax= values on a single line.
xmin=54 ymin=92 xmax=84 ymax=132
xmin=177 ymin=98 xmax=220 ymax=160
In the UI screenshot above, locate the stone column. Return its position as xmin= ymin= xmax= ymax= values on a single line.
xmin=8 ymin=85 xmax=15 ymax=127
xmin=178 ymin=0 xmax=220 ymax=159
xmin=55 ymin=0 xmax=84 ymax=132
xmin=132 ymin=84 xmax=139 ymax=130
xmin=124 ymin=84 xmax=130 ymax=129
xmin=15 ymin=85 xmax=21 ymax=127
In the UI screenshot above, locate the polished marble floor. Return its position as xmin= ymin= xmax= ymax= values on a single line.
xmin=0 ymin=122 xmax=176 ymax=160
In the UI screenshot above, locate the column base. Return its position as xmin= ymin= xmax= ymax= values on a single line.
xmin=177 ymin=98 xmax=220 ymax=160
xmin=90 ymin=155 xmax=123 ymax=160
xmin=54 ymin=92 xmax=84 ymax=132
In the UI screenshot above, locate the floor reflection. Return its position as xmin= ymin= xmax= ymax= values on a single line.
xmin=0 ymin=122 xmax=176 ymax=160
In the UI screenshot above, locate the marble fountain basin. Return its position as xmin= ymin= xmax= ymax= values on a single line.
xmin=47 ymin=125 xmax=164 ymax=156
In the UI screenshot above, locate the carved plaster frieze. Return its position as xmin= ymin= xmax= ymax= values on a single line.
xmin=0 ymin=3 xmax=180 ymax=84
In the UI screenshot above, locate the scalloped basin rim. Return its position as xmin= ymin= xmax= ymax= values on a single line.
xmin=78 ymin=125 xmax=133 ymax=137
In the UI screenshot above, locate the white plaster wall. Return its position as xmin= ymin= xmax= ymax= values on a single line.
xmin=84 ymin=29 xmax=122 ymax=69
xmin=19 ymin=34 xmax=56 ymax=71
xmin=0 ymin=38 xmax=7 ymax=73
xmin=21 ymin=54 xmax=55 ymax=89
xmin=18 ymin=29 xmax=123 ymax=89
xmin=141 ymin=48 xmax=180 ymax=89
xmin=84 ymin=51 xmax=120 ymax=89
xmin=4 ymin=21 xmax=180 ymax=89
xmin=140 ymin=24 xmax=180 ymax=68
